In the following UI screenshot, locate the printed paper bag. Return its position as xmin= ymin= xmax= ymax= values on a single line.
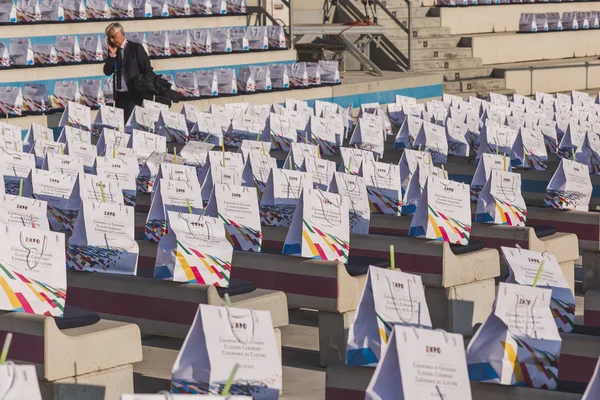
xmin=215 ymin=68 xmax=237 ymax=94
xmin=205 ymin=183 xmax=262 ymax=252
xmin=339 ymin=147 xmax=374 ymax=176
xmin=132 ymin=0 xmax=152 ymax=16
xmin=59 ymin=101 xmax=91 ymax=132
xmin=149 ymin=0 xmax=167 ymax=15
xmin=476 ymin=124 xmax=518 ymax=161
xmin=86 ymin=0 xmax=109 ymax=18
xmin=73 ymin=172 xmax=124 ymax=205
xmin=195 ymin=70 xmax=219 ymax=97
xmin=0 ymin=195 xmax=49 ymax=230
xmin=282 ymin=142 xmax=319 ymax=170
xmin=409 ymin=176 xmax=471 ymax=245
xmin=269 ymin=64 xmax=290 ymax=89
xmin=347 ymin=267 xmax=432 ymax=366
xmin=31 ymin=169 xmax=78 ymax=231
xmin=289 ymin=63 xmax=308 ymax=88
xmin=305 ymin=62 xmax=321 ymax=86
xmin=67 ymin=201 xmax=138 ymax=275
xmin=31 ymin=139 xmax=65 ymax=169
xmin=329 ymin=172 xmax=370 ymax=234
xmin=225 ymin=115 xmax=264 ymax=147
xmin=475 ymin=170 xmax=527 ymax=226
xmin=17 ymin=0 xmax=41 ymax=21
xmin=260 ymin=169 xmax=312 ymax=226
xmin=283 ymin=188 xmax=349 ymax=262
xmin=136 ymin=151 xmax=165 ymax=192
xmin=578 ymin=131 xmax=600 ymax=174
xmin=402 ymin=162 xmax=444 ymax=216
xmin=226 ymin=0 xmax=244 ymax=13
xmin=211 ymin=28 xmax=232 ymax=53
xmin=33 ymin=44 xmax=58 ymax=65
xmin=169 ymin=30 xmax=191 ymax=55
xmin=210 ymin=0 xmax=226 ymax=13
xmin=44 ymin=153 xmax=84 ymax=177
xmin=95 ymin=156 xmax=138 ymax=207
xmin=0 ymin=0 xmax=17 ymax=22
xmin=171 ymin=304 xmax=282 ymax=397
xmin=154 ymin=212 xmax=232 ymax=285
xmin=146 ymin=179 xmax=203 ymax=242
xmin=156 ymin=111 xmax=189 ymax=144
xmin=394 ymin=115 xmax=422 ymax=149
xmin=319 ymin=60 xmax=340 ymax=85
xmin=362 ymin=160 xmax=402 ymax=216
xmin=130 ymin=129 xmax=166 ymax=164
xmin=236 ymin=67 xmax=256 ymax=93
xmin=0 ymin=224 xmax=66 ymax=317
xmin=414 ymin=120 xmax=448 ymax=163
xmin=147 ymin=31 xmax=170 ymax=57
xmin=125 ymin=106 xmax=159 ymax=134
xmin=190 ymin=112 xmax=223 ymax=145
xmin=470 ymin=153 xmax=511 ymax=202
xmin=55 ymin=35 xmax=81 ymax=62
xmin=467 ymin=283 xmax=561 ymax=389
xmin=97 ymin=128 xmax=131 ymax=156
xmin=190 ymin=29 xmax=212 ymax=53
xmin=65 ymin=141 xmax=95 ymax=173
xmin=80 ymin=79 xmax=104 ymax=107
xmin=267 ymin=25 xmax=286 ymax=49
xmin=305 ymin=116 xmax=337 ymax=155
xmin=349 ymin=118 xmax=384 ymax=159
xmin=63 ymin=0 xmax=85 ymax=19
xmin=174 ymin=71 xmax=200 ymax=99
xmin=538 ymin=118 xmax=558 ymax=153
xmin=168 ymin=0 xmax=189 ymax=14
xmin=503 ymin=247 xmax=575 ymax=332
xmin=102 ymin=143 xmax=136 ymax=159
xmin=190 ymin=0 xmax=210 ymax=14
xmin=110 ymin=0 xmax=133 ymax=17
xmin=263 ymin=113 xmax=295 ymax=152
xmin=200 ymin=164 xmax=243 ymax=201
xmin=240 ymin=152 xmax=276 ymax=199
xmin=0 ymin=87 xmax=22 ymax=116
xmin=245 ymin=26 xmax=268 ymax=50
xmin=545 ymin=159 xmax=592 ymax=211
xmin=511 ymin=127 xmax=548 ymax=170
xmin=0 ymin=123 xmax=23 ymax=152
xmin=559 ymin=123 xmax=587 ymax=160
xmin=198 ymin=150 xmax=244 ymax=188
xmin=445 ymin=117 xmax=470 ymax=156
xmin=40 ymin=0 xmax=64 ymax=20
xmin=80 ymin=34 xmax=104 ymax=61
xmin=366 ymin=325 xmax=471 ymax=400
xmin=0 ymin=149 xmax=35 ymax=195
xmin=58 ymin=125 xmax=91 ymax=145
xmin=302 ymin=156 xmax=334 ymax=191
xmin=230 ymin=27 xmax=249 ymax=52
xmin=9 ymin=38 xmax=33 ymax=66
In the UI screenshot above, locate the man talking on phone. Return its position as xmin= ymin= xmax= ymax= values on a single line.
xmin=103 ymin=22 xmax=152 ymax=121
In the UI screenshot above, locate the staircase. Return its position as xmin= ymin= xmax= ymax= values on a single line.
xmin=335 ymin=0 xmax=516 ymax=98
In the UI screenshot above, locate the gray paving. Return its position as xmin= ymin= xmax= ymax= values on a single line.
xmin=133 ymin=309 xmax=325 ymax=399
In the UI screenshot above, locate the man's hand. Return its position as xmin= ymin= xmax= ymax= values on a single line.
xmin=108 ymin=42 xmax=118 ymax=58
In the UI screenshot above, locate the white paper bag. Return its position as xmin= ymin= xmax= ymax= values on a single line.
xmin=467 ymin=283 xmax=561 ymax=389
xmin=22 ymin=83 xmax=48 ymax=114
xmin=230 ymin=27 xmax=249 ymax=52
xmin=189 ymin=0 xmax=210 ymax=14
xmin=0 ymin=225 xmax=66 ymax=317
xmin=409 ymin=176 xmax=471 ymax=245
xmin=171 ymin=304 xmax=281 ymax=397
xmin=0 ymin=195 xmax=49 ymax=230
xmin=146 ymin=179 xmax=202 ymax=242
xmin=31 ymin=139 xmax=64 ymax=169
xmin=401 ymin=162 xmax=443 ymax=216
xmin=205 ymin=183 xmax=261 ymax=252
xmin=32 ymin=43 xmax=57 ymax=65
xmin=476 ymin=124 xmax=518 ymax=161
xmin=80 ymin=34 xmax=104 ymax=61
xmin=267 ymin=25 xmax=286 ymax=49
xmin=470 ymin=153 xmax=511 ymax=202
xmin=545 ymin=158 xmax=592 ymax=211
xmin=154 ymin=212 xmax=232 ymax=285
xmin=68 ymin=201 xmax=138 ymax=275
xmin=0 ymin=149 xmax=35 ymax=195
xmin=40 ymin=0 xmax=64 ymax=20
xmin=282 ymin=142 xmax=318 ymax=170
xmin=363 ymin=160 xmax=402 ymax=216
xmin=289 ymin=63 xmax=308 ymax=88
xmin=215 ymin=68 xmax=237 ymax=94
xmin=475 ymin=170 xmax=527 ymax=226
xmin=0 ymin=87 xmax=23 ymax=116
xmin=269 ymin=64 xmax=290 ymax=89
xmin=366 ymin=325 xmax=471 ymax=400
xmin=63 ymin=0 xmax=85 ymax=19
xmin=445 ymin=117 xmax=470 ymax=157
xmin=169 ymin=29 xmax=191 ymax=55
xmin=17 ymin=0 xmax=41 ymax=21
xmin=328 ymin=172 xmax=370 ymax=234
xmin=132 ymin=0 xmax=152 ymax=16
xmin=111 ymin=0 xmax=133 ymax=17
xmin=59 ymin=101 xmax=91 ymax=132
xmin=147 ymin=30 xmax=170 ymax=57
xmin=79 ymin=79 xmax=104 ymax=108
xmin=349 ymin=118 xmax=384 ymax=159
xmin=96 ymin=128 xmax=131 ymax=156
xmin=55 ymin=35 xmax=81 ymax=62
xmin=0 ymin=0 xmax=17 ymax=22
xmin=30 ymin=169 xmax=78 ymax=231
xmin=347 ymin=266 xmax=432 ymax=366
xmin=125 ymin=106 xmax=159 ymax=134
xmin=86 ymin=0 xmax=109 ymax=18
xmin=168 ymin=0 xmax=189 ymax=14
xmin=155 ymin=110 xmax=189 ymax=144
xmin=503 ymin=247 xmax=575 ymax=333
xmin=44 ymin=152 xmax=84 ymax=178
xmin=211 ymin=28 xmax=232 ymax=53
xmin=260 ymin=169 xmax=312 ymax=226
xmin=511 ymin=127 xmax=548 ymax=170
xmin=262 ymin=113 xmax=295 ymax=152
xmin=95 ymin=156 xmax=138 ymax=207
xmin=240 ymin=151 xmax=275 ymax=200
xmin=225 ymin=115 xmax=264 ymax=147
xmin=73 ymin=172 xmax=124 ymax=205
xmin=318 ymin=60 xmax=340 ymax=85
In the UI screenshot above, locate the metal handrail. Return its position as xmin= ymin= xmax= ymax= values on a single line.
xmin=372 ymin=0 xmax=412 ymax=71
xmin=248 ymin=0 xmax=294 ymax=50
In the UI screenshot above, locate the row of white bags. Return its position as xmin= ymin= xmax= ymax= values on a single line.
xmin=0 ymin=0 xmax=246 ymax=22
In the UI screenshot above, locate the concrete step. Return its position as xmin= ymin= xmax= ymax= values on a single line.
xmin=391 ymin=36 xmax=462 ymax=50
xmin=385 ymin=26 xmax=451 ymax=39
xmin=380 ymin=0 xmax=420 ymax=7
xmin=379 ymin=6 xmax=432 ymax=19
xmin=447 ymin=88 xmax=517 ymax=100
xmin=378 ymin=16 xmax=441 ymax=29
xmin=410 ymin=47 xmax=473 ymax=60
xmin=441 ymin=67 xmax=495 ymax=81
xmin=443 ymin=77 xmax=507 ymax=93
xmin=411 ymin=57 xmax=483 ymax=72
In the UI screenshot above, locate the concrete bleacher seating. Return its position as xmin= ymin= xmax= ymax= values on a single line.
xmin=0 ymin=311 xmax=142 ymax=399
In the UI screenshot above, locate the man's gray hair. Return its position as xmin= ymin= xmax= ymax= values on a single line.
xmin=105 ymin=22 xmax=124 ymax=37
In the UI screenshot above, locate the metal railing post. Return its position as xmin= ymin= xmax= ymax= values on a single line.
xmin=289 ymin=0 xmax=294 ymax=49
xmin=407 ymin=0 xmax=412 ymax=71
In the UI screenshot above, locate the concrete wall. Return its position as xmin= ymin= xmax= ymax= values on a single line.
xmin=467 ymin=30 xmax=600 ymax=65
xmin=501 ymin=62 xmax=600 ymax=96
xmin=432 ymin=3 xmax=600 ymax=35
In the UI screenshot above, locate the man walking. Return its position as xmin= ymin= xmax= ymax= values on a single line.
xmin=103 ymin=22 xmax=152 ymax=121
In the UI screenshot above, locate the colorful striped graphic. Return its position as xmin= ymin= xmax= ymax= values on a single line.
xmin=155 ymin=239 xmax=231 ymax=287
xmin=217 ymin=213 xmax=262 ymax=252
xmin=476 ymin=197 xmax=527 ymax=227
xmin=0 ymin=260 xmax=66 ymax=317
xmin=259 ymin=204 xmax=296 ymax=227
xmin=224 ymin=131 xmax=260 ymax=148
xmin=163 ymin=125 xmax=188 ymax=144
xmin=46 ymin=206 xmax=78 ymax=232
xmin=411 ymin=204 xmax=471 ymax=245
xmin=66 ymin=245 xmax=135 ymax=273
xmin=311 ymin=136 xmax=336 ymax=156
xmin=509 ymin=336 xmax=559 ymax=389
xmin=270 ymin=133 xmax=293 ymax=152
xmin=299 ymin=217 xmax=349 ymax=262
xmin=544 ymin=190 xmax=587 ymax=210
xmin=521 ymin=145 xmax=548 ymax=170
xmin=123 ymin=191 xmax=136 ymax=208
xmin=172 ymin=375 xmax=279 ymax=397
xmin=367 ymin=187 xmax=401 ymax=216
xmin=145 ymin=219 xmax=167 ymax=243
xmin=136 ymin=175 xmax=155 ymax=193
xmin=543 ymin=136 xmax=557 ymax=154
xmin=550 ymin=297 xmax=575 ymax=333
xmin=470 ymin=185 xmax=483 ymax=203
